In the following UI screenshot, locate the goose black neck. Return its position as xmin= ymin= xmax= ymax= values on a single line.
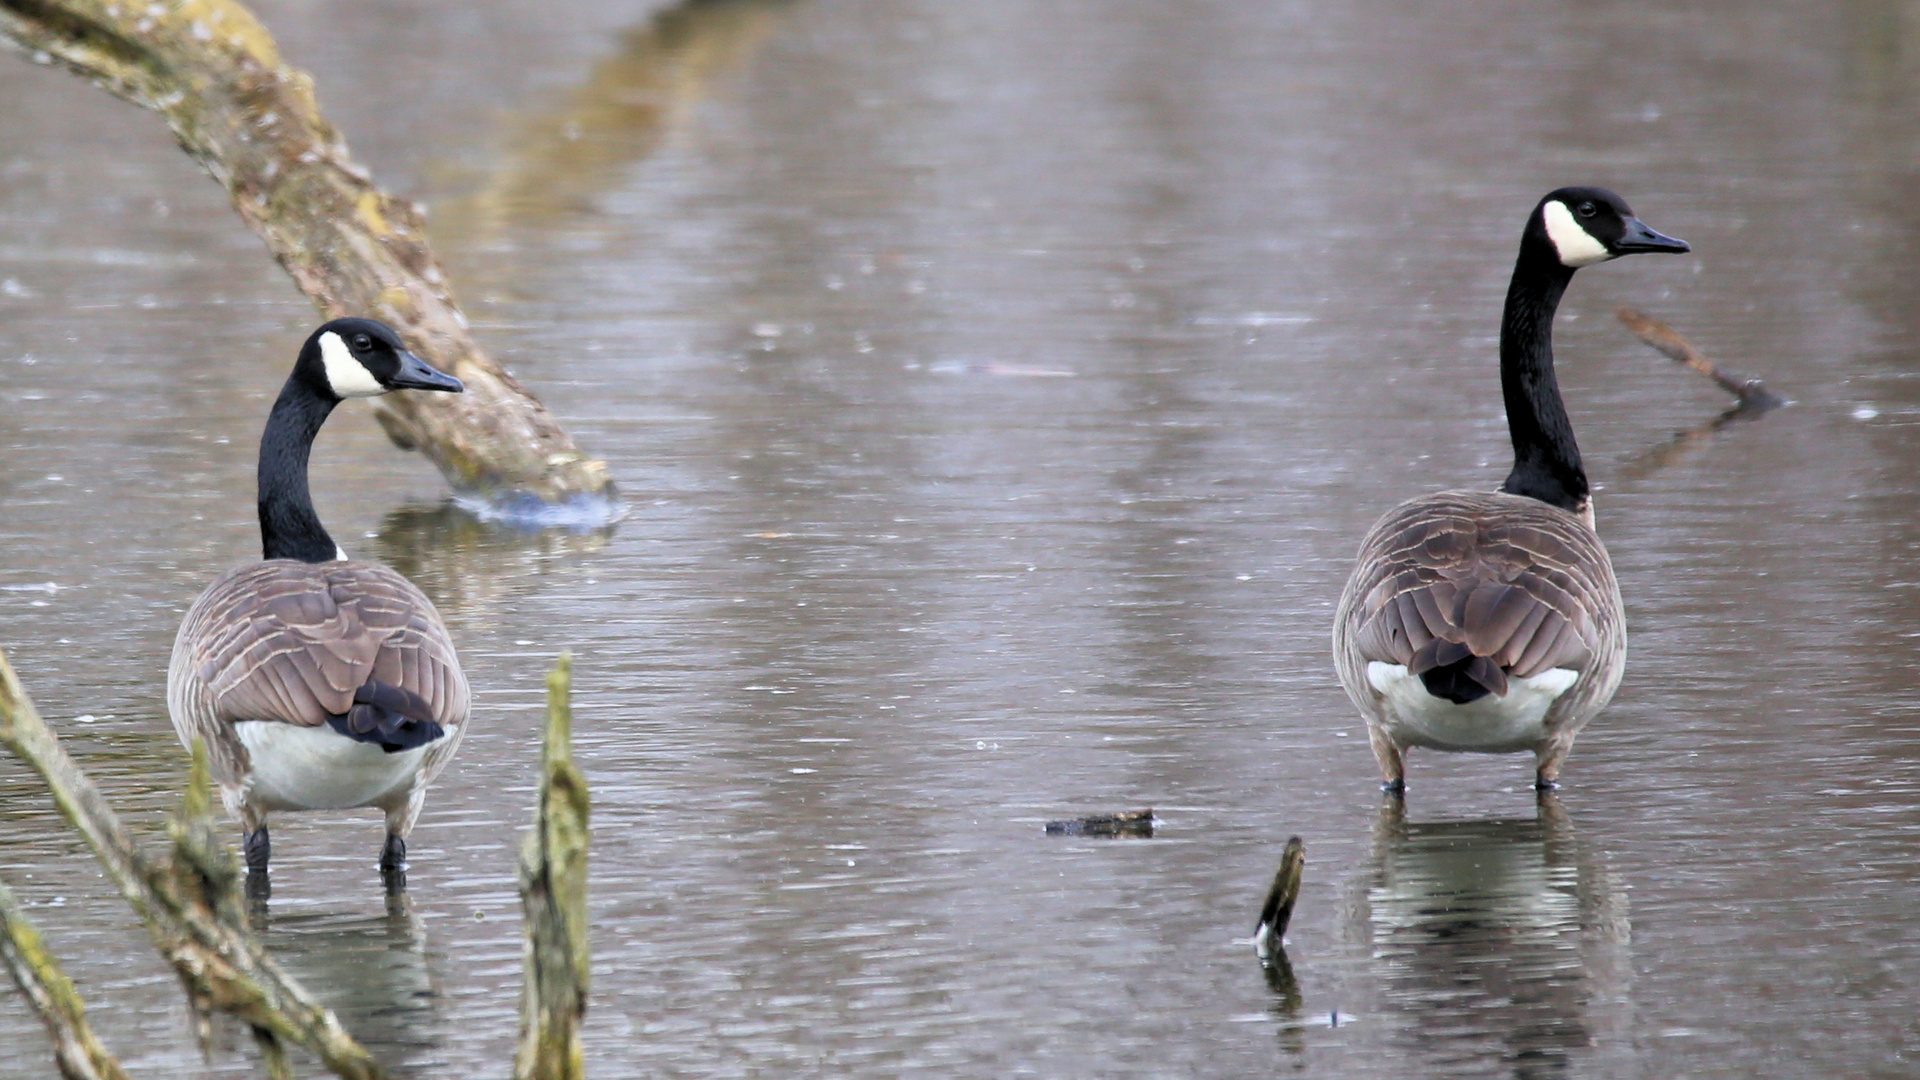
xmin=1497 ymin=243 xmax=1587 ymax=512
xmin=257 ymin=377 xmax=340 ymax=563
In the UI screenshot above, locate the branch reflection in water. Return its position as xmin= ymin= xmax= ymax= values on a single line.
xmin=374 ymin=502 xmax=612 ymax=630
xmin=1615 ymin=401 xmax=1782 ymax=484
xmin=431 ymin=0 xmax=798 ymax=261
xmin=1346 ymin=796 xmax=1632 ymax=1080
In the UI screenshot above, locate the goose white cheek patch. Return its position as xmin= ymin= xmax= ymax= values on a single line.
xmin=1541 ymin=200 xmax=1612 ymax=268
xmin=317 ymin=331 xmax=385 ymax=398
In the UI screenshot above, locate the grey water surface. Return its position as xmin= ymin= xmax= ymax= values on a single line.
xmin=2 ymin=0 xmax=1919 ymax=1076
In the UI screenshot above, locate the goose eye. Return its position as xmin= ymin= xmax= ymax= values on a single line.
xmin=351 ymin=333 xmax=372 ymax=351
xmin=1575 ymin=201 xmax=1598 ymax=219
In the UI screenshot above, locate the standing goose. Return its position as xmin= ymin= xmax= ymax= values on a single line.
xmin=1333 ymin=188 xmax=1689 ymax=792
xmin=168 ymin=318 xmax=468 ymax=880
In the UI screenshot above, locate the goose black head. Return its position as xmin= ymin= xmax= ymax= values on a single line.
xmin=1530 ymin=187 xmax=1690 ymax=269
xmin=296 ymin=318 xmax=464 ymax=401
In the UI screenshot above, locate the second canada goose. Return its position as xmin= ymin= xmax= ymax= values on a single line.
xmin=1333 ymin=188 xmax=1689 ymax=792
xmin=167 ymin=318 xmax=468 ymax=880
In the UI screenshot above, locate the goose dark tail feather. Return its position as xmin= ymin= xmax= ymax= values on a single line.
xmin=1408 ymin=639 xmax=1510 ymax=704
xmin=1415 ymin=655 xmax=1509 ymax=705
xmin=326 ymin=680 xmax=445 ymax=753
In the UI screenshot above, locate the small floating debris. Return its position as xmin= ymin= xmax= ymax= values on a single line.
xmin=1044 ymin=808 xmax=1154 ymax=837
xmin=1616 ymin=307 xmax=1785 ymax=415
xmin=1254 ymin=836 xmax=1305 ymax=962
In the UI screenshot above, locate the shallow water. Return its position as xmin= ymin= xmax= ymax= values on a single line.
xmin=3 ymin=0 xmax=1920 ymax=1076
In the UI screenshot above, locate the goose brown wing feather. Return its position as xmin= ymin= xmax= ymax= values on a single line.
xmin=174 ymin=560 xmax=467 ymax=731
xmin=1460 ymin=582 xmax=1536 ymax=656
xmin=1337 ymin=491 xmax=1618 ymax=689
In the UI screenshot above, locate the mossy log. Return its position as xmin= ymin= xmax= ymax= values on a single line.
xmin=516 ymin=653 xmax=592 ymax=1080
xmin=0 ymin=0 xmax=615 ymax=514
xmin=0 ymin=645 xmax=389 ymax=1079
xmin=0 ymin=881 xmax=130 ymax=1080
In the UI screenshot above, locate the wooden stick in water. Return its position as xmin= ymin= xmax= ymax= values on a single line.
xmin=516 ymin=652 xmax=593 ymax=1080
xmin=1044 ymin=809 xmax=1155 ymax=837
xmin=1616 ymin=307 xmax=1785 ymax=412
xmin=1254 ymin=837 xmax=1305 ymax=961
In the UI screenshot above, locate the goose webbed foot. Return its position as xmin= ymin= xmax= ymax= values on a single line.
xmin=243 ymin=827 xmax=271 ymax=874
xmin=380 ymin=834 xmax=409 ymax=893
xmin=379 ymin=833 xmax=408 ymax=872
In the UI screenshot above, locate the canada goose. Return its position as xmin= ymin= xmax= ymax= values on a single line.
xmin=167 ymin=318 xmax=468 ymax=879
xmin=1333 ymin=188 xmax=1689 ymax=792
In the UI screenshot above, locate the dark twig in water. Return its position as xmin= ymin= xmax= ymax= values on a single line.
xmin=1044 ymin=809 xmax=1155 ymax=837
xmin=1254 ymin=837 xmax=1305 ymax=962
xmin=1616 ymin=307 xmax=1786 ymax=415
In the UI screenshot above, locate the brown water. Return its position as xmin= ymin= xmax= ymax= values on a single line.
xmin=3 ymin=0 xmax=1919 ymax=1076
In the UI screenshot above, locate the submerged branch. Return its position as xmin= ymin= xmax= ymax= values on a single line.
xmin=1615 ymin=307 xmax=1786 ymax=414
xmin=517 ymin=653 xmax=592 ymax=1080
xmin=0 ymin=0 xmax=616 ymax=517
xmin=0 ymin=646 xmax=388 ymax=1079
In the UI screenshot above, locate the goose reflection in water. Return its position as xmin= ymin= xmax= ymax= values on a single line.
xmin=1349 ymin=796 xmax=1632 ymax=1080
xmin=252 ymin=892 xmax=449 ymax=1075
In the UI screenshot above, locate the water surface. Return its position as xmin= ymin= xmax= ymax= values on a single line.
xmin=2 ymin=0 xmax=1918 ymax=1076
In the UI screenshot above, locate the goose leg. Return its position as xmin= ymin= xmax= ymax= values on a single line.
xmin=379 ymin=833 xmax=407 ymax=873
xmin=1533 ymin=789 xmax=1569 ymax=830
xmin=1367 ymin=725 xmax=1406 ymax=794
xmin=243 ymin=826 xmax=271 ymax=874
xmin=241 ymin=803 xmax=271 ymax=899
xmin=1535 ymin=739 xmax=1572 ymax=790
xmin=379 ymin=833 xmax=408 ymax=894
xmin=380 ymin=787 xmax=426 ymax=879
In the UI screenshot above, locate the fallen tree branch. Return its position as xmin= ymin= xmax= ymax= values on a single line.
xmin=0 ymin=645 xmax=389 ymax=1079
xmin=0 ymin=882 xmax=130 ymax=1080
xmin=1616 ymin=307 xmax=1786 ymax=414
xmin=516 ymin=652 xmax=592 ymax=1080
xmin=0 ymin=0 xmax=616 ymax=517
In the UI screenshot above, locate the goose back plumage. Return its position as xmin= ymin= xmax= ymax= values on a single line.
xmin=168 ymin=559 xmax=469 ymax=799
xmin=1333 ymin=490 xmax=1625 ymax=750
